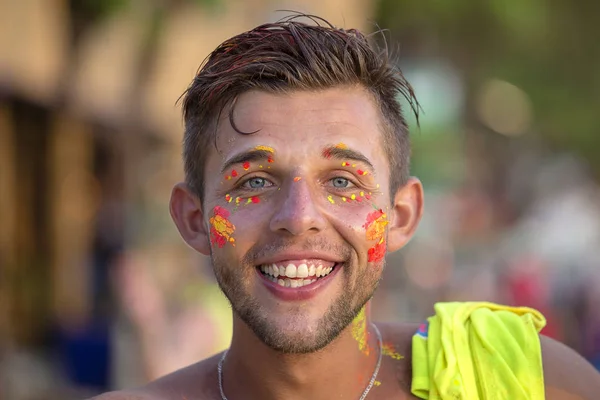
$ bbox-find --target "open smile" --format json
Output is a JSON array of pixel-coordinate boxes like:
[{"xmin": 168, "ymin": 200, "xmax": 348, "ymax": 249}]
[{"xmin": 255, "ymin": 259, "xmax": 342, "ymax": 301}]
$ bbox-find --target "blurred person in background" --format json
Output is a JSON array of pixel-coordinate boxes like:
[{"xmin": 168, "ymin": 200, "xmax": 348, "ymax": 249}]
[{"xmin": 93, "ymin": 14, "xmax": 600, "ymax": 400}]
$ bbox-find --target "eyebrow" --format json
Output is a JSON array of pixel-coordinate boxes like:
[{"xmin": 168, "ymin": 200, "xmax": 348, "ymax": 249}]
[
  {"xmin": 220, "ymin": 149, "xmax": 273, "ymax": 174},
  {"xmin": 321, "ymin": 146, "xmax": 375, "ymax": 170}
]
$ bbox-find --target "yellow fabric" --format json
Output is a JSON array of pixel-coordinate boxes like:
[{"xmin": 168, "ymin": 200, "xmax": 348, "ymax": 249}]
[{"xmin": 411, "ymin": 302, "xmax": 547, "ymax": 399}]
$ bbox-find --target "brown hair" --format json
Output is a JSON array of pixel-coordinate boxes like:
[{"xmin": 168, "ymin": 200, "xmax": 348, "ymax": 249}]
[{"xmin": 181, "ymin": 14, "xmax": 418, "ymax": 201}]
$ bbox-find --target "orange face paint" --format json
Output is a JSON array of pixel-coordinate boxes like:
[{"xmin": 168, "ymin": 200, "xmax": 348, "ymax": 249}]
[
  {"xmin": 293, "ymin": 176, "xmax": 302, "ymax": 182},
  {"xmin": 363, "ymin": 209, "xmax": 388, "ymax": 263},
  {"xmin": 209, "ymin": 206, "xmax": 235, "ymax": 248},
  {"xmin": 363, "ymin": 209, "xmax": 388, "ymax": 241},
  {"xmin": 382, "ymin": 343, "xmax": 404, "ymax": 360},
  {"xmin": 335, "ymin": 142, "xmax": 348, "ymax": 149}
]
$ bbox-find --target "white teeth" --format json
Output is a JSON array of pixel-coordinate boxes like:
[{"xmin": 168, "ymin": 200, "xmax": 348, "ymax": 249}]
[
  {"xmin": 297, "ymin": 264, "xmax": 308, "ymax": 278},
  {"xmin": 316, "ymin": 265, "xmax": 323, "ymax": 277},
  {"xmin": 285, "ymin": 264, "xmax": 297, "ymax": 278},
  {"xmin": 261, "ymin": 263, "xmax": 336, "ymax": 283}
]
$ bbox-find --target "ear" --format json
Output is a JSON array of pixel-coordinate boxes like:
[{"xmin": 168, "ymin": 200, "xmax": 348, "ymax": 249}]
[
  {"xmin": 169, "ymin": 182, "xmax": 211, "ymax": 255},
  {"xmin": 387, "ymin": 177, "xmax": 424, "ymax": 253}
]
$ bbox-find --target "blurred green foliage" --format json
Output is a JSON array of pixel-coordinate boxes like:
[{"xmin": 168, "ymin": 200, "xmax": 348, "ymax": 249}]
[{"xmin": 376, "ymin": 0, "xmax": 600, "ymax": 178}]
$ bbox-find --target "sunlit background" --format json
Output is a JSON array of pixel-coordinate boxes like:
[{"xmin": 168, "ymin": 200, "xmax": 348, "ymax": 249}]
[{"xmin": 1, "ymin": 1, "xmax": 600, "ymax": 398}]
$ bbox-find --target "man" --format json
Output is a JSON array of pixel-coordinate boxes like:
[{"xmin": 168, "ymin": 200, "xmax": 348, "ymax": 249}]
[{"xmin": 95, "ymin": 14, "xmax": 600, "ymax": 400}]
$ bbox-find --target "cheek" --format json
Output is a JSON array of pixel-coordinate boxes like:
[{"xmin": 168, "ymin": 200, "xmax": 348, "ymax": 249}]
[{"xmin": 363, "ymin": 208, "xmax": 388, "ymax": 264}]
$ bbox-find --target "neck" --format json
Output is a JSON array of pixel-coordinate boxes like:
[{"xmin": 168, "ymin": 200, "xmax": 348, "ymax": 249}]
[{"xmin": 222, "ymin": 303, "xmax": 380, "ymax": 400}]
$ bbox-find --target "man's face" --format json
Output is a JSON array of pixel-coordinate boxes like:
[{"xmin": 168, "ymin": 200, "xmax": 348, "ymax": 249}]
[{"xmin": 200, "ymin": 87, "xmax": 397, "ymax": 353}]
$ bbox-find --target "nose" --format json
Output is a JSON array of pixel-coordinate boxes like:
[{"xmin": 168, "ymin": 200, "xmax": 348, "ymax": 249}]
[{"xmin": 269, "ymin": 179, "xmax": 327, "ymax": 236}]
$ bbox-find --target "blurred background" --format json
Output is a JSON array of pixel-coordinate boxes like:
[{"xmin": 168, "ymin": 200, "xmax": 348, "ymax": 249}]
[{"xmin": 1, "ymin": 0, "xmax": 600, "ymax": 398}]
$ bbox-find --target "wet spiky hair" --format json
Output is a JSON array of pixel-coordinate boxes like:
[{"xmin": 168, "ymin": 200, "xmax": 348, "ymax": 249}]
[{"xmin": 181, "ymin": 13, "xmax": 418, "ymax": 200}]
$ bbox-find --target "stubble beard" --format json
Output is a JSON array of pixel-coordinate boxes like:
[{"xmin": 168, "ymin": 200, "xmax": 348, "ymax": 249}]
[{"xmin": 212, "ymin": 253, "xmax": 383, "ymax": 354}]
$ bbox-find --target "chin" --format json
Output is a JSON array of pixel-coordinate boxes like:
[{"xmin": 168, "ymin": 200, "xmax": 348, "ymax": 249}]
[{"xmin": 235, "ymin": 294, "xmax": 365, "ymax": 354}]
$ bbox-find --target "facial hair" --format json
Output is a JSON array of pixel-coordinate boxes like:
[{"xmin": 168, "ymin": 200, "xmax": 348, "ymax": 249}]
[{"xmin": 211, "ymin": 237, "xmax": 383, "ymax": 354}]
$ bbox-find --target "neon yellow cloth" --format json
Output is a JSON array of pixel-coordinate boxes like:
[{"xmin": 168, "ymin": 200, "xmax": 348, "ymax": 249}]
[{"xmin": 411, "ymin": 302, "xmax": 547, "ymax": 399}]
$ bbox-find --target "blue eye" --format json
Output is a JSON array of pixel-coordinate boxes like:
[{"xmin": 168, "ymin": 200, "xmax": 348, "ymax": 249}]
[
  {"xmin": 331, "ymin": 177, "xmax": 353, "ymax": 188},
  {"xmin": 243, "ymin": 177, "xmax": 272, "ymax": 189}
]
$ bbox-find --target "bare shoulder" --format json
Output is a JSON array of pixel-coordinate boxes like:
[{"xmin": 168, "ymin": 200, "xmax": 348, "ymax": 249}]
[
  {"xmin": 541, "ymin": 335, "xmax": 600, "ymax": 400},
  {"xmin": 90, "ymin": 353, "xmax": 223, "ymax": 400},
  {"xmin": 375, "ymin": 321, "xmax": 420, "ymax": 396}
]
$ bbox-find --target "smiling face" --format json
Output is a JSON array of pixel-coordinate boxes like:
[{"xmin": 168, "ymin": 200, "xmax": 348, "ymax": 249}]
[{"xmin": 171, "ymin": 86, "xmax": 423, "ymax": 353}]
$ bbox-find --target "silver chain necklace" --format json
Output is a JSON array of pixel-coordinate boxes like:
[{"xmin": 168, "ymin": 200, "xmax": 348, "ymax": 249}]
[{"xmin": 217, "ymin": 324, "xmax": 383, "ymax": 400}]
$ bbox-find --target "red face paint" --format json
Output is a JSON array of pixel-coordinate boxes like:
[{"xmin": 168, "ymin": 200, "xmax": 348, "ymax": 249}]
[
  {"xmin": 231, "ymin": 169, "xmax": 238, "ymax": 177},
  {"xmin": 367, "ymin": 239, "xmax": 386, "ymax": 262},
  {"xmin": 242, "ymin": 161, "xmax": 250, "ymax": 170}
]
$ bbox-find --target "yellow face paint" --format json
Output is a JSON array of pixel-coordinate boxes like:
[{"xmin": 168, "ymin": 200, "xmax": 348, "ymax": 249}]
[
  {"xmin": 351, "ymin": 307, "xmax": 370, "ymax": 356},
  {"xmin": 327, "ymin": 195, "xmax": 335, "ymax": 204},
  {"xmin": 254, "ymin": 145, "xmax": 274, "ymax": 153}
]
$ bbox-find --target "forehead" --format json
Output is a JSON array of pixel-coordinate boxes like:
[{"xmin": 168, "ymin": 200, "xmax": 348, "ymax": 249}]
[{"xmin": 210, "ymin": 87, "xmax": 387, "ymax": 166}]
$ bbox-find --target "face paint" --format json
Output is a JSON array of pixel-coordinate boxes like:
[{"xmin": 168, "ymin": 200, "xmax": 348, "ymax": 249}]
[
  {"xmin": 363, "ymin": 209, "xmax": 388, "ymax": 263},
  {"xmin": 294, "ymin": 176, "xmax": 302, "ymax": 182},
  {"xmin": 231, "ymin": 169, "xmax": 238, "ymax": 177},
  {"xmin": 254, "ymin": 145, "xmax": 274, "ymax": 153},
  {"xmin": 335, "ymin": 142, "xmax": 348, "ymax": 149},
  {"xmin": 327, "ymin": 195, "xmax": 335, "ymax": 204},
  {"xmin": 351, "ymin": 307, "xmax": 371, "ymax": 356},
  {"xmin": 382, "ymin": 343, "xmax": 404, "ymax": 360},
  {"xmin": 364, "ymin": 209, "xmax": 388, "ymax": 241},
  {"xmin": 209, "ymin": 206, "xmax": 235, "ymax": 248},
  {"xmin": 367, "ymin": 238, "xmax": 386, "ymax": 262},
  {"xmin": 243, "ymin": 161, "xmax": 250, "ymax": 170},
  {"xmin": 225, "ymin": 194, "xmax": 232, "ymax": 203}
]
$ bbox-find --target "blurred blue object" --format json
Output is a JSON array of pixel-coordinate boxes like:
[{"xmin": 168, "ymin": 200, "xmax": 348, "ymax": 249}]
[{"xmin": 57, "ymin": 320, "xmax": 111, "ymax": 391}]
